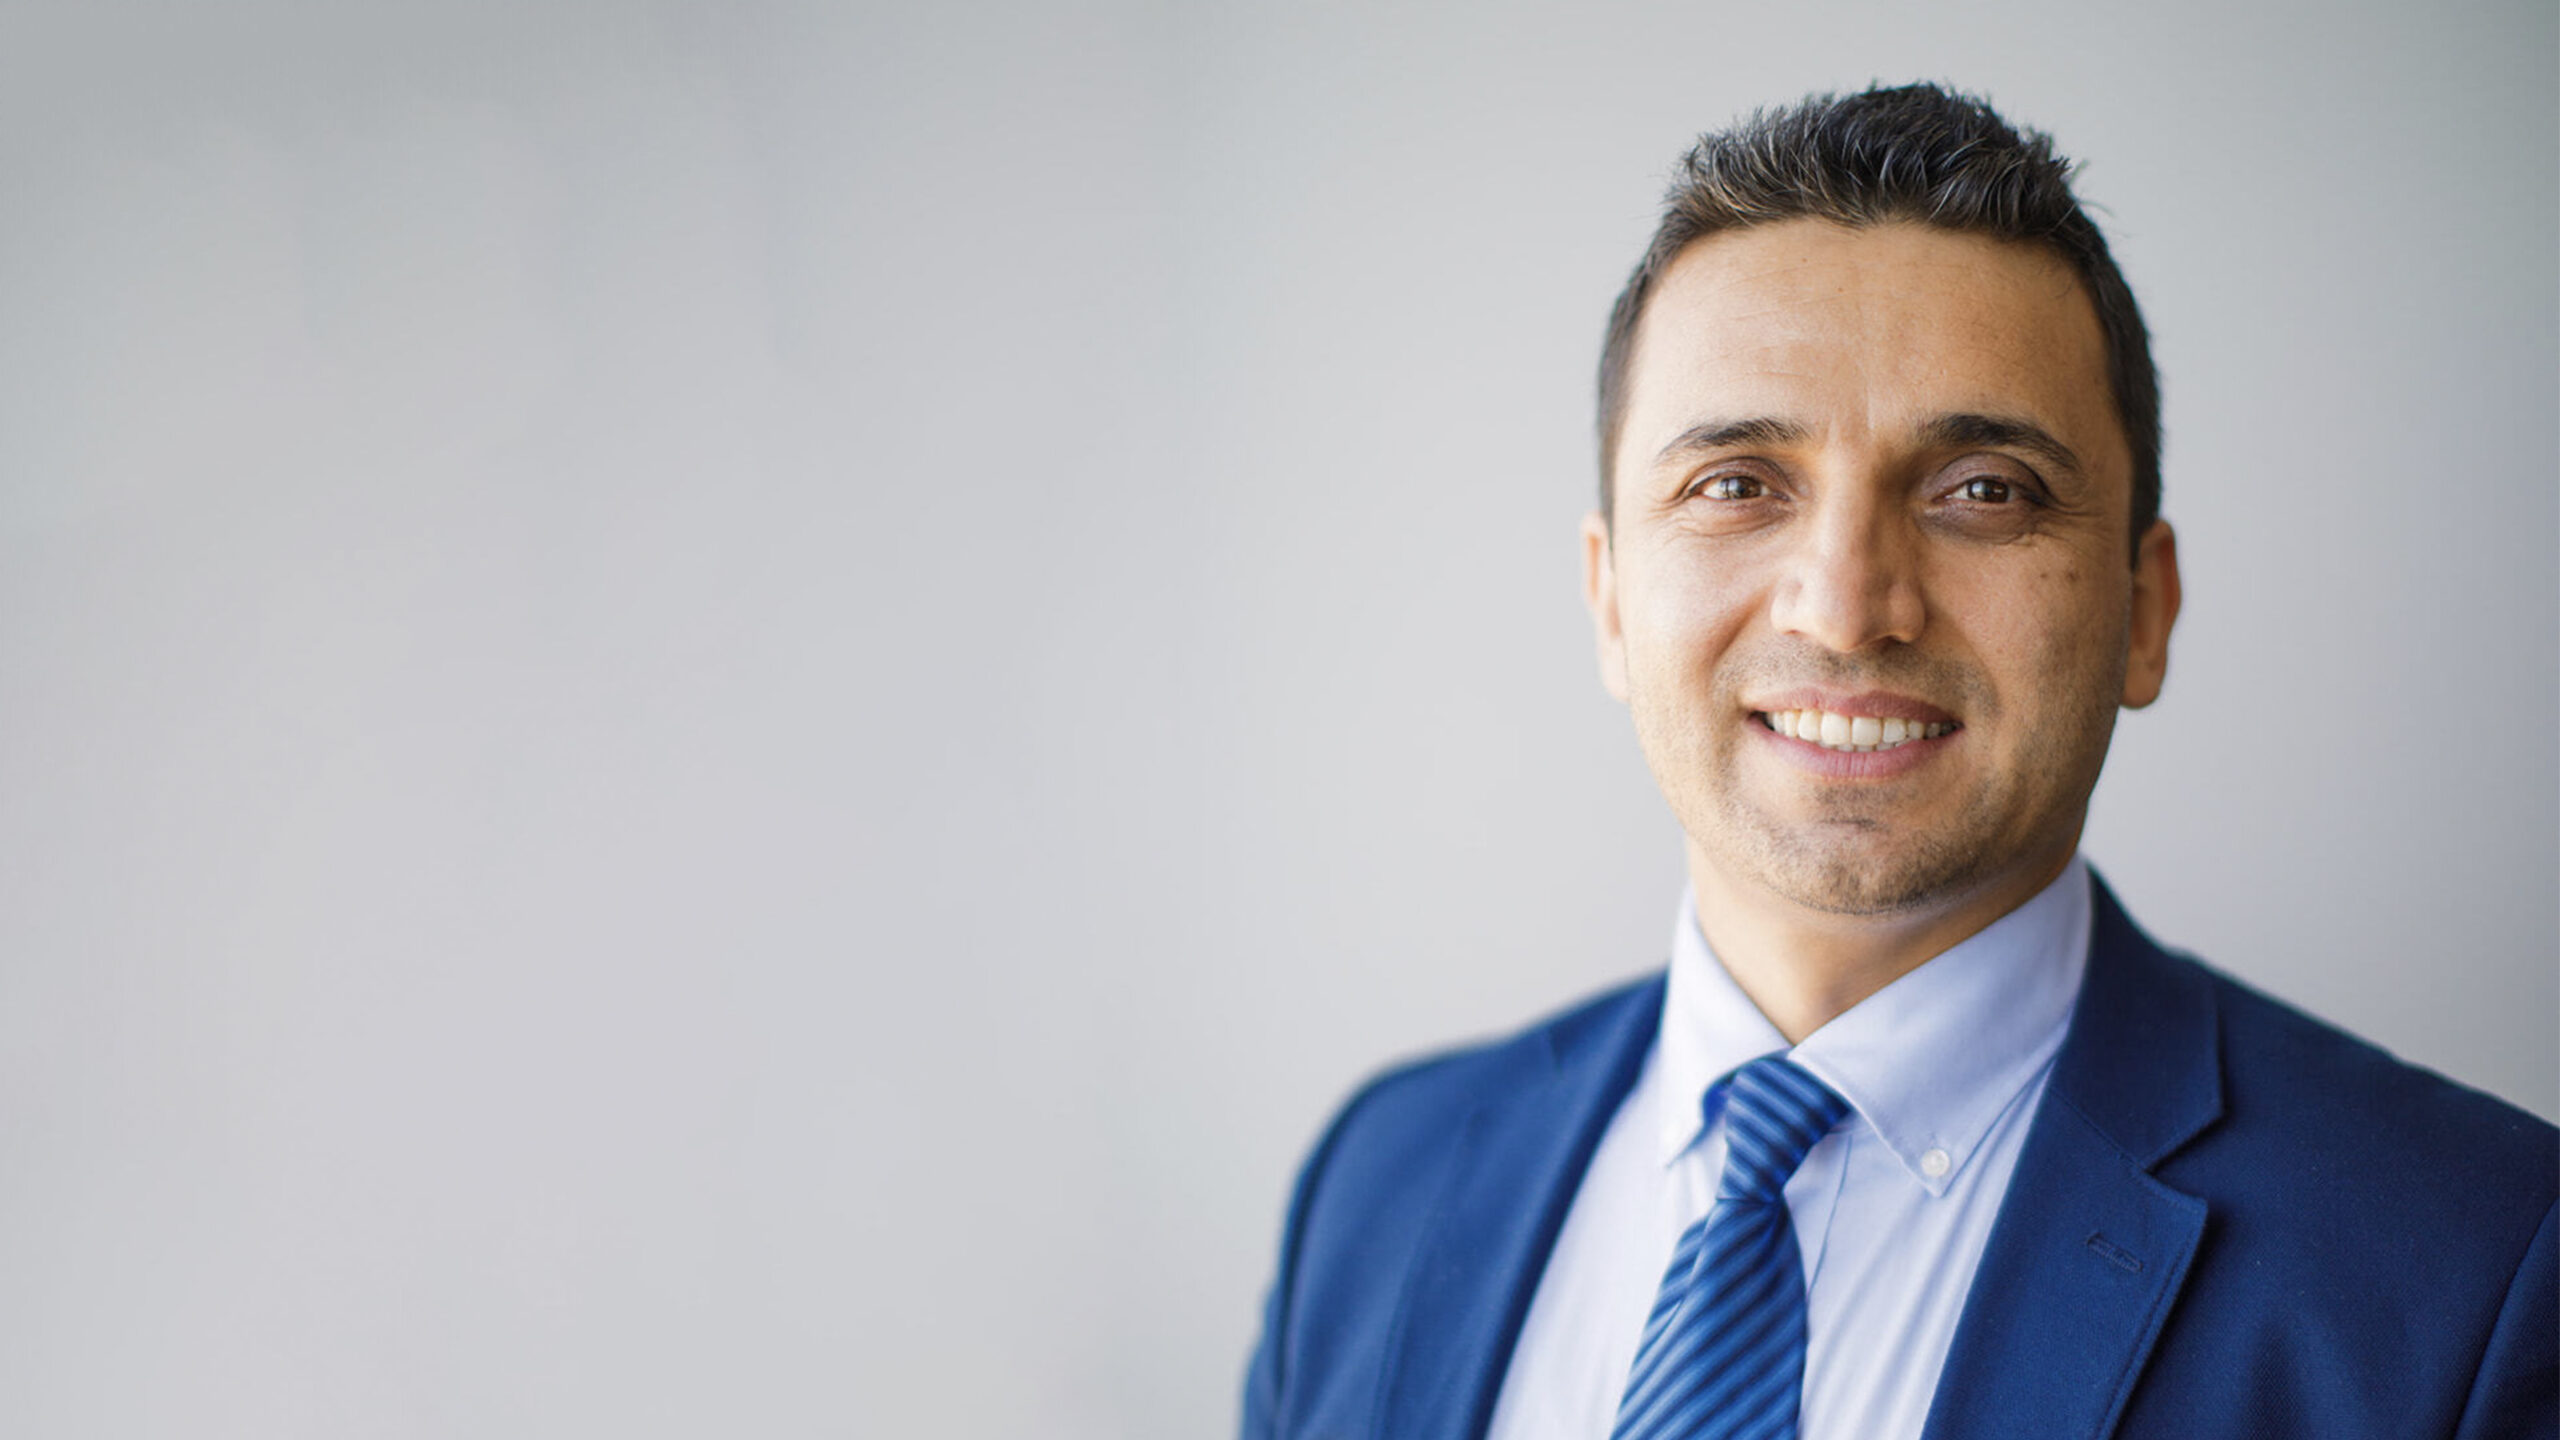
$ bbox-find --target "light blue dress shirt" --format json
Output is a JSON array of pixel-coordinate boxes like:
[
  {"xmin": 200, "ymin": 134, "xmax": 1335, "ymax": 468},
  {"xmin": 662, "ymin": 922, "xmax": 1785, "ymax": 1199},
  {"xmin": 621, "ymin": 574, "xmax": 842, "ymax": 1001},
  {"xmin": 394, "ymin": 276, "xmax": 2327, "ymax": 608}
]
[{"xmin": 1485, "ymin": 858, "xmax": 2092, "ymax": 1440}]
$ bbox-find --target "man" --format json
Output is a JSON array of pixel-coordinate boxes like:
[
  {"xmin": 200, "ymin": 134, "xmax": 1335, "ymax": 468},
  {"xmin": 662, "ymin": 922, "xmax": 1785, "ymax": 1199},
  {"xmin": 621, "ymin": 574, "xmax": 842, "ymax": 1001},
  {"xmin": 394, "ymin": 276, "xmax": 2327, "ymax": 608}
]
[{"xmin": 1241, "ymin": 85, "xmax": 2555, "ymax": 1440}]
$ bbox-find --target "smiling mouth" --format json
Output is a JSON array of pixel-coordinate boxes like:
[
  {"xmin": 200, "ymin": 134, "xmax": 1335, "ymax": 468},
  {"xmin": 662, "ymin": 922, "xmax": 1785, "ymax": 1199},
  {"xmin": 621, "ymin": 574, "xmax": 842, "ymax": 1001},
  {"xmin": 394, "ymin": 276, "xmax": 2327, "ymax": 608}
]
[{"xmin": 1759, "ymin": 708, "xmax": 1959, "ymax": 753}]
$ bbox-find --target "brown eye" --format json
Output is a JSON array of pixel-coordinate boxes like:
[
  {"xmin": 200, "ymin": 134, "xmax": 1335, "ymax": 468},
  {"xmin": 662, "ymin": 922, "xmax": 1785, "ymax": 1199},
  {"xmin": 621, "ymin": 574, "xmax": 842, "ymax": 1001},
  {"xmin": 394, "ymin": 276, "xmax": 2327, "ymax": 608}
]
[
  {"xmin": 1958, "ymin": 477, "xmax": 2013, "ymax": 503},
  {"xmin": 1699, "ymin": 473, "xmax": 1765, "ymax": 501}
]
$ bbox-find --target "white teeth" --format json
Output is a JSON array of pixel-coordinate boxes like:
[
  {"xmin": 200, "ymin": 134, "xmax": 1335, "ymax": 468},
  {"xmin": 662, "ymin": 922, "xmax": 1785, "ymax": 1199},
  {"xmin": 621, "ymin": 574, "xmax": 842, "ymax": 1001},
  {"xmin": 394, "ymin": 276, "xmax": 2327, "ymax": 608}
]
[{"xmin": 1763, "ymin": 708, "xmax": 1953, "ymax": 753}]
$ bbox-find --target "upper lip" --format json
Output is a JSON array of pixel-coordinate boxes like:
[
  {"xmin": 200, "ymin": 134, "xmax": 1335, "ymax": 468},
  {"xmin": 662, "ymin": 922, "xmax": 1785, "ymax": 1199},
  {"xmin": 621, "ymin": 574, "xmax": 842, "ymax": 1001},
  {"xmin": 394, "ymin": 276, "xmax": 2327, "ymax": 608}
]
[{"xmin": 1747, "ymin": 689, "xmax": 1960, "ymax": 726}]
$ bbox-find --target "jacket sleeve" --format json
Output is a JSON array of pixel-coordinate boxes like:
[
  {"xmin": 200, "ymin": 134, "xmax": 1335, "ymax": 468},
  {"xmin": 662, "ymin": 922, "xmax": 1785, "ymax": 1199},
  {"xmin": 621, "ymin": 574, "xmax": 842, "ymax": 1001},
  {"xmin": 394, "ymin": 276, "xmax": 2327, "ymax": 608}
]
[
  {"xmin": 1240, "ymin": 1087, "xmax": 1368, "ymax": 1440},
  {"xmin": 2453, "ymin": 1197, "xmax": 2557, "ymax": 1440}
]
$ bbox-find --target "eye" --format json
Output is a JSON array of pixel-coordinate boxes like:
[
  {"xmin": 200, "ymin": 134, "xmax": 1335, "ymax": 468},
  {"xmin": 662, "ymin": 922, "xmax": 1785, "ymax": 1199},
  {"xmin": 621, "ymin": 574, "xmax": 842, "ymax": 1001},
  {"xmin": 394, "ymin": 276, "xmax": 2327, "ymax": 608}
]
[
  {"xmin": 1957, "ymin": 476, "xmax": 2014, "ymax": 504},
  {"xmin": 1694, "ymin": 473, "xmax": 1766, "ymax": 501}
]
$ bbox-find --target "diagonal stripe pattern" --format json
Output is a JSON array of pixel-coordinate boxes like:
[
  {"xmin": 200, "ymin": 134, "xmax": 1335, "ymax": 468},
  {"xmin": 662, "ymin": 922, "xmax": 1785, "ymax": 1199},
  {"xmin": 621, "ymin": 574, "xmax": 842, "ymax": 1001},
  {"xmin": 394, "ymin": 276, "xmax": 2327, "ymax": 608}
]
[{"xmin": 1610, "ymin": 1055, "xmax": 1850, "ymax": 1440}]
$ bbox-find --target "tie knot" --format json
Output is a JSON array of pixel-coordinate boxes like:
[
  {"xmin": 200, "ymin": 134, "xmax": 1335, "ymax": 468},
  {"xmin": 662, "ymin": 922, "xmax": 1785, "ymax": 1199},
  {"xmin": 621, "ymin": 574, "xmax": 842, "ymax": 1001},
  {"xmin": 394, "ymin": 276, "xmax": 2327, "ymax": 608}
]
[{"xmin": 1716, "ymin": 1056, "xmax": 1850, "ymax": 1202}]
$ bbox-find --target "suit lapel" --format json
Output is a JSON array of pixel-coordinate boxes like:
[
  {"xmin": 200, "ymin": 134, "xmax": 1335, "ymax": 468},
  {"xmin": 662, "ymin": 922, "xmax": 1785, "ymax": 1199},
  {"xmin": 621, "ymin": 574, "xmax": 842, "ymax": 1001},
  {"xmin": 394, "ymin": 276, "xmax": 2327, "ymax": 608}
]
[
  {"xmin": 1920, "ymin": 877, "xmax": 2222, "ymax": 1440},
  {"xmin": 1376, "ymin": 979, "xmax": 1663, "ymax": 1440}
]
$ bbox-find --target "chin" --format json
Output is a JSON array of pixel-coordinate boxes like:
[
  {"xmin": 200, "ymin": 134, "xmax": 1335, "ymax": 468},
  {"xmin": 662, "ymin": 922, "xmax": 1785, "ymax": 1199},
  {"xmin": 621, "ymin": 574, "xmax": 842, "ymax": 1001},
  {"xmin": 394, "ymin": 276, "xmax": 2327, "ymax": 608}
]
[
  {"xmin": 1771, "ymin": 858, "xmax": 1977, "ymax": 916},
  {"xmin": 1729, "ymin": 813, "xmax": 1998, "ymax": 918}
]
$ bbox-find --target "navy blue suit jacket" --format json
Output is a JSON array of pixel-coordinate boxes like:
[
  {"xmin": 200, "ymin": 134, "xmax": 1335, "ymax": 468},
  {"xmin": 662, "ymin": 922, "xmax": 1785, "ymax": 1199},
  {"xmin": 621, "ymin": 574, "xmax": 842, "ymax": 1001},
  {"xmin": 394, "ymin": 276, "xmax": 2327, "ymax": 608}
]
[{"xmin": 1243, "ymin": 881, "xmax": 2558, "ymax": 1439}]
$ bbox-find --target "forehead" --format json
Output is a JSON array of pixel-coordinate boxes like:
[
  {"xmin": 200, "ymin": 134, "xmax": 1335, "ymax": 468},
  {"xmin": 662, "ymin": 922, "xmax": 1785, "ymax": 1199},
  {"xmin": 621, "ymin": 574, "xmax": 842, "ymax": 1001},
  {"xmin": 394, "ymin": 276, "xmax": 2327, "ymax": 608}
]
[{"xmin": 1615, "ymin": 220, "xmax": 2126, "ymax": 482}]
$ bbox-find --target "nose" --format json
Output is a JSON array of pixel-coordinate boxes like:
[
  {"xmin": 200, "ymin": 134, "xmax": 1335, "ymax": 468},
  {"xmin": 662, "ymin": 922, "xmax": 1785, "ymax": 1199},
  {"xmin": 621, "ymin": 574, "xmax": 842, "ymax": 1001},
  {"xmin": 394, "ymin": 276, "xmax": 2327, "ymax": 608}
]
[{"xmin": 1766, "ymin": 490, "xmax": 1926, "ymax": 652}]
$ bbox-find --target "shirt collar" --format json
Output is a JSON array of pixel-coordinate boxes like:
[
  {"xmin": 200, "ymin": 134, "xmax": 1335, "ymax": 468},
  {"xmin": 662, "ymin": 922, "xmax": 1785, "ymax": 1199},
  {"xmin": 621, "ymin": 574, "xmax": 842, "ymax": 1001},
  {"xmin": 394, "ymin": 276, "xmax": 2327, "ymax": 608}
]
[{"xmin": 1654, "ymin": 857, "xmax": 2092, "ymax": 1196}]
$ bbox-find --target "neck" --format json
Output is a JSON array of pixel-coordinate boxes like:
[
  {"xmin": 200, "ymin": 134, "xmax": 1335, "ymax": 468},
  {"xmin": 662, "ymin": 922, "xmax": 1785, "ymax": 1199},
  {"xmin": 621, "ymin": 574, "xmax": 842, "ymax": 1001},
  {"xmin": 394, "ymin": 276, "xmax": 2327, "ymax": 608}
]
[{"xmin": 1689, "ymin": 846, "xmax": 2076, "ymax": 1044}]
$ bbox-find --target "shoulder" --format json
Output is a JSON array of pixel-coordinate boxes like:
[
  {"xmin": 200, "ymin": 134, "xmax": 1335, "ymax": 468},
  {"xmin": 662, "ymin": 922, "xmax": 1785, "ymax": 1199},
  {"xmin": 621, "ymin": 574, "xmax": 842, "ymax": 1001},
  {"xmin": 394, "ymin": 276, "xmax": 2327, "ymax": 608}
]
[
  {"xmin": 2130, "ymin": 946, "xmax": 2556, "ymax": 1434},
  {"xmin": 2166, "ymin": 950, "xmax": 2558, "ymax": 1337},
  {"xmin": 1323, "ymin": 975, "xmax": 1664, "ymax": 1149},
  {"xmin": 1286, "ymin": 974, "xmax": 1660, "ymax": 1229},
  {"xmin": 2201, "ymin": 959, "xmax": 2555, "ymax": 1191},
  {"xmin": 2063, "ymin": 881, "xmax": 2551, "ymax": 1326},
  {"xmin": 2147, "ymin": 943, "xmax": 2560, "ymax": 1230},
  {"xmin": 2021, "ymin": 895, "xmax": 2554, "ymax": 1434},
  {"xmin": 1242, "ymin": 974, "xmax": 1663, "ymax": 1434},
  {"xmin": 2072, "ymin": 880, "xmax": 2554, "ymax": 1219}
]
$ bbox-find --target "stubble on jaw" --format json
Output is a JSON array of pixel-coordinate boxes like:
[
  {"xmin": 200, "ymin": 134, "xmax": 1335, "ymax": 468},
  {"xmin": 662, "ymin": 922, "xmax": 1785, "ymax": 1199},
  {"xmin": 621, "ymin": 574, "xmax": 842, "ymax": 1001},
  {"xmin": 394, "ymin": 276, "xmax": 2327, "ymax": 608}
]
[{"xmin": 1630, "ymin": 631, "xmax": 2128, "ymax": 920}]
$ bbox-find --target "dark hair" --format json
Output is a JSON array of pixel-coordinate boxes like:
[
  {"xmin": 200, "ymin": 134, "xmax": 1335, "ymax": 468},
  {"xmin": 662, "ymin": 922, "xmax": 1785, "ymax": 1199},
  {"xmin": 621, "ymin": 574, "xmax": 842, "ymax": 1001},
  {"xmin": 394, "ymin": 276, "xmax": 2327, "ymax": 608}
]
[{"xmin": 1596, "ymin": 83, "xmax": 2160, "ymax": 556}]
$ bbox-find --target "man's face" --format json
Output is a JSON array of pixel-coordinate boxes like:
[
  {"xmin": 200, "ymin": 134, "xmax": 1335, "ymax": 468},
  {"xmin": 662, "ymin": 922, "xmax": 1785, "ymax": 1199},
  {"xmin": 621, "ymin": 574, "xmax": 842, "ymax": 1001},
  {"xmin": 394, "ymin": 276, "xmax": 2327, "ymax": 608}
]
[{"xmin": 1585, "ymin": 220, "xmax": 2179, "ymax": 921}]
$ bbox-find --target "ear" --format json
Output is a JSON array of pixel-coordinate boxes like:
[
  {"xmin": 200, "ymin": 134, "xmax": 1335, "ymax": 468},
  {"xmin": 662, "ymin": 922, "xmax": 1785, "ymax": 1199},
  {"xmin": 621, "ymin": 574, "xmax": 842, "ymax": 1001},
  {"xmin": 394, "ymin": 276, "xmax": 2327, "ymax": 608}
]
[
  {"xmin": 1582, "ymin": 510, "xmax": 1630, "ymax": 702},
  {"xmin": 2121, "ymin": 518, "xmax": 2180, "ymax": 709}
]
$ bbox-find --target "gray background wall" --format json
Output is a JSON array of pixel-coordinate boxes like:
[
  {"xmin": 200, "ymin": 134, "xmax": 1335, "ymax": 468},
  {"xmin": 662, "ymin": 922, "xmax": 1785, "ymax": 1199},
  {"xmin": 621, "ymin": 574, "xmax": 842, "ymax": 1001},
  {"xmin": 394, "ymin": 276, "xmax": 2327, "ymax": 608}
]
[{"xmin": 0, "ymin": 1, "xmax": 2550, "ymax": 1435}]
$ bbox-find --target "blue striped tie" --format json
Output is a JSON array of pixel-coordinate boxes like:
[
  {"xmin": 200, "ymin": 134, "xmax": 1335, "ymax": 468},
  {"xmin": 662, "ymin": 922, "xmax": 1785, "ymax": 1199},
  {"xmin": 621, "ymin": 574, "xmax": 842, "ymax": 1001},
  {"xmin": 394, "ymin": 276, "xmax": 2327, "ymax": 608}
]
[{"xmin": 1610, "ymin": 1055, "xmax": 1851, "ymax": 1440}]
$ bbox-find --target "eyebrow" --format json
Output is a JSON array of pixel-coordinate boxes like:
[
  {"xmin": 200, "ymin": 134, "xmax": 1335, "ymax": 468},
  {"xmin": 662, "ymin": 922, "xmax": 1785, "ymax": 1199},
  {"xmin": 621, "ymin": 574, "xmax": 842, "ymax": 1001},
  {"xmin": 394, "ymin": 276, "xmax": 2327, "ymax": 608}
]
[
  {"xmin": 1651, "ymin": 416, "xmax": 1812, "ymax": 466},
  {"xmin": 1919, "ymin": 413, "xmax": 2086, "ymax": 479},
  {"xmin": 1650, "ymin": 411, "xmax": 2087, "ymax": 478}
]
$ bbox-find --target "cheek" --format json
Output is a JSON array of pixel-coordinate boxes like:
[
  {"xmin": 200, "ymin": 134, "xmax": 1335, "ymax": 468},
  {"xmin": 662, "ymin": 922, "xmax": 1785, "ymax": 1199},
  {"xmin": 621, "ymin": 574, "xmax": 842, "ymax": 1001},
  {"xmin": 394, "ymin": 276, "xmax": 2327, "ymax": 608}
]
[
  {"xmin": 1935, "ymin": 562, "xmax": 2124, "ymax": 710},
  {"xmin": 1623, "ymin": 545, "xmax": 1763, "ymax": 657},
  {"xmin": 2011, "ymin": 573, "xmax": 2134, "ymax": 714},
  {"xmin": 1616, "ymin": 558, "xmax": 1763, "ymax": 754}
]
